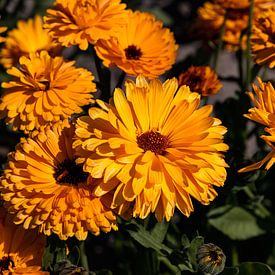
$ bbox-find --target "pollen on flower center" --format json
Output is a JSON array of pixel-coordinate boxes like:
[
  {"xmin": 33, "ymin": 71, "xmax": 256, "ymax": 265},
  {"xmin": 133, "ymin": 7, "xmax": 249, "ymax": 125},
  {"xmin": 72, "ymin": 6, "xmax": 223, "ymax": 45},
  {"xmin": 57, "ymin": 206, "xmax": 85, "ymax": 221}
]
[
  {"xmin": 137, "ymin": 131, "xmax": 169, "ymax": 155},
  {"xmin": 124, "ymin": 45, "xmax": 142, "ymax": 60},
  {"xmin": 0, "ymin": 256, "xmax": 14, "ymax": 273},
  {"xmin": 54, "ymin": 159, "xmax": 88, "ymax": 185}
]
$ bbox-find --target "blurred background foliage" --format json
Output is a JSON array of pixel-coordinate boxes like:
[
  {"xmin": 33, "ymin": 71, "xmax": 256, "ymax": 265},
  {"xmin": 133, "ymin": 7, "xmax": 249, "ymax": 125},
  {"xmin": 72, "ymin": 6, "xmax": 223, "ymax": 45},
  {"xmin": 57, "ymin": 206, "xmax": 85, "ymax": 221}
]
[{"xmin": 0, "ymin": 0, "xmax": 275, "ymax": 274}]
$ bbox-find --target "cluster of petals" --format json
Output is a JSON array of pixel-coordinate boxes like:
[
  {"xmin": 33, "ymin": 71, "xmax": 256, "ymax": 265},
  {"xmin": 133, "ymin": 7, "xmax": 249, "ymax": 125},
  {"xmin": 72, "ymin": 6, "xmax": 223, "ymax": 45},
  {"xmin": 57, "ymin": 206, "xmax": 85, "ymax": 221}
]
[
  {"xmin": 239, "ymin": 77, "xmax": 275, "ymax": 172},
  {"xmin": 178, "ymin": 66, "xmax": 222, "ymax": 96},
  {"xmin": 74, "ymin": 76, "xmax": 229, "ymax": 221},
  {"xmin": 0, "ymin": 16, "xmax": 61, "ymax": 69},
  {"xmin": 0, "ymin": 51, "xmax": 96, "ymax": 133},
  {"xmin": 0, "ymin": 207, "xmax": 48, "ymax": 274},
  {"xmin": 251, "ymin": 5, "xmax": 275, "ymax": 69},
  {"xmin": 95, "ymin": 10, "xmax": 178, "ymax": 78},
  {"xmin": 214, "ymin": 0, "xmax": 270, "ymax": 9},
  {"xmin": 0, "ymin": 26, "xmax": 7, "ymax": 43},
  {"xmin": 44, "ymin": 0, "xmax": 128, "ymax": 50},
  {"xmin": 0, "ymin": 120, "xmax": 117, "ymax": 240}
]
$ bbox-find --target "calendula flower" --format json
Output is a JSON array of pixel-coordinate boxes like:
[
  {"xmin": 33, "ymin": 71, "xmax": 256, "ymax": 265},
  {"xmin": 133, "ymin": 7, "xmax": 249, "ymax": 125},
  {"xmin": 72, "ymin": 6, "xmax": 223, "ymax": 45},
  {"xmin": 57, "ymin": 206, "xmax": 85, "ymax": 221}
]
[
  {"xmin": 197, "ymin": 1, "xmax": 270, "ymax": 51},
  {"xmin": 0, "ymin": 51, "xmax": 96, "ymax": 133},
  {"xmin": 197, "ymin": 243, "xmax": 226, "ymax": 275},
  {"xmin": 94, "ymin": 11, "xmax": 178, "ymax": 78},
  {"xmin": 178, "ymin": 66, "xmax": 222, "ymax": 96},
  {"xmin": 0, "ymin": 16, "xmax": 60, "ymax": 69},
  {"xmin": 215, "ymin": 0, "xmax": 269, "ymax": 9},
  {"xmin": 251, "ymin": 7, "xmax": 275, "ymax": 69},
  {"xmin": 74, "ymin": 76, "xmax": 228, "ymax": 221},
  {"xmin": 239, "ymin": 78, "xmax": 275, "ymax": 172},
  {"xmin": 0, "ymin": 207, "xmax": 48, "ymax": 275},
  {"xmin": 0, "ymin": 120, "xmax": 117, "ymax": 240},
  {"xmin": 0, "ymin": 26, "xmax": 7, "ymax": 43},
  {"xmin": 44, "ymin": 0, "xmax": 128, "ymax": 50}
]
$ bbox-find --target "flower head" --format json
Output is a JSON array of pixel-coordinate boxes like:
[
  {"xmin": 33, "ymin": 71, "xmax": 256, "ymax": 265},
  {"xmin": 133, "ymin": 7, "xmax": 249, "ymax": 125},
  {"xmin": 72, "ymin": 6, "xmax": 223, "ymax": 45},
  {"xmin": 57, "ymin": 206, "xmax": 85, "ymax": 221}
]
[
  {"xmin": 94, "ymin": 11, "xmax": 178, "ymax": 78},
  {"xmin": 44, "ymin": 0, "xmax": 128, "ymax": 50},
  {"xmin": 251, "ymin": 6, "xmax": 275, "ymax": 69},
  {"xmin": 0, "ymin": 120, "xmax": 117, "ymax": 240},
  {"xmin": 197, "ymin": 243, "xmax": 226, "ymax": 275},
  {"xmin": 0, "ymin": 51, "xmax": 96, "ymax": 133},
  {"xmin": 0, "ymin": 207, "xmax": 48, "ymax": 274},
  {"xmin": 215, "ymin": 0, "xmax": 269, "ymax": 9},
  {"xmin": 0, "ymin": 16, "xmax": 60, "ymax": 69},
  {"xmin": 178, "ymin": 66, "xmax": 222, "ymax": 96},
  {"xmin": 74, "ymin": 76, "xmax": 228, "ymax": 221}
]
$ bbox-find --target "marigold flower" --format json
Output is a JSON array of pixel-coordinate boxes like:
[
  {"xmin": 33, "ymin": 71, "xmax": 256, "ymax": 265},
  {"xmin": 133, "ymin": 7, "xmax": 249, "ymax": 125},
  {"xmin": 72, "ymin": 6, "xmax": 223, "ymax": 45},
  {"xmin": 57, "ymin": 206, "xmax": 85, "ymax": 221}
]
[
  {"xmin": 0, "ymin": 120, "xmax": 117, "ymax": 240},
  {"xmin": 239, "ymin": 78, "xmax": 275, "ymax": 172},
  {"xmin": 215, "ymin": 0, "xmax": 269, "ymax": 9},
  {"xmin": 44, "ymin": 0, "xmax": 128, "ymax": 50},
  {"xmin": 0, "ymin": 26, "xmax": 7, "ymax": 43},
  {"xmin": 0, "ymin": 16, "xmax": 60, "ymax": 69},
  {"xmin": 74, "ymin": 76, "xmax": 228, "ymax": 221},
  {"xmin": 197, "ymin": 243, "xmax": 226, "ymax": 275},
  {"xmin": 0, "ymin": 51, "xmax": 96, "ymax": 133},
  {"xmin": 178, "ymin": 66, "xmax": 222, "ymax": 96},
  {"xmin": 251, "ymin": 7, "xmax": 275, "ymax": 69},
  {"xmin": 0, "ymin": 207, "xmax": 48, "ymax": 274},
  {"xmin": 94, "ymin": 11, "xmax": 178, "ymax": 78}
]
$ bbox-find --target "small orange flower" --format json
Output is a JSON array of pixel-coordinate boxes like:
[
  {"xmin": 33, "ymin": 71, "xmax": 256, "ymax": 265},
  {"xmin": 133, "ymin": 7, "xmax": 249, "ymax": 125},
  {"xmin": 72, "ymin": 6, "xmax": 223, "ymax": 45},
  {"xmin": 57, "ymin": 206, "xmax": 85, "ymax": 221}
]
[
  {"xmin": 0, "ymin": 207, "xmax": 48, "ymax": 275},
  {"xmin": 178, "ymin": 66, "xmax": 222, "ymax": 96},
  {"xmin": 0, "ymin": 120, "xmax": 117, "ymax": 240},
  {"xmin": 0, "ymin": 16, "xmax": 60, "ymax": 69},
  {"xmin": 0, "ymin": 51, "xmax": 96, "ymax": 133},
  {"xmin": 251, "ymin": 6, "xmax": 275, "ymax": 69},
  {"xmin": 94, "ymin": 10, "xmax": 178, "ymax": 78},
  {"xmin": 215, "ymin": 0, "xmax": 269, "ymax": 9},
  {"xmin": 44, "ymin": 0, "xmax": 128, "ymax": 50}
]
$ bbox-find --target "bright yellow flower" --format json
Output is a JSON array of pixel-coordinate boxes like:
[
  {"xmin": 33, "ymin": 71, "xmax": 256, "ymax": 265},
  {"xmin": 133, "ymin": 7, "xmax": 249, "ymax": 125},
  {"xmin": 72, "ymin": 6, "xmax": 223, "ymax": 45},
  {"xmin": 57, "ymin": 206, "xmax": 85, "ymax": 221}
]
[
  {"xmin": 0, "ymin": 207, "xmax": 48, "ymax": 275},
  {"xmin": 0, "ymin": 16, "xmax": 60, "ymax": 69},
  {"xmin": 44, "ymin": 0, "xmax": 128, "ymax": 50},
  {"xmin": 94, "ymin": 10, "xmax": 178, "ymax": 79},
  {"xmin": 178, "ymin": 66, "xmax": 222, "ymax": 96},
  {"xmin": 0, "ymin": 51, "xmax": 96, "ymax": 133},
  {"xmin": 74, "ymin": 76, "xmax": 228, "ymax": 221},
  {"xmin": 244, "ymin": 77, "xmax": 275, "ymax": 127},
  {"xmin": 0, "ymin": 26, "xmax": 7, "ymax": 43},
  {"xmin": 251, "ymin": 6, "xmax": 275, "ymax": 69},
  {"xmin": 0, "ymin": 120, "xmax": 117, "ymax": 240}
]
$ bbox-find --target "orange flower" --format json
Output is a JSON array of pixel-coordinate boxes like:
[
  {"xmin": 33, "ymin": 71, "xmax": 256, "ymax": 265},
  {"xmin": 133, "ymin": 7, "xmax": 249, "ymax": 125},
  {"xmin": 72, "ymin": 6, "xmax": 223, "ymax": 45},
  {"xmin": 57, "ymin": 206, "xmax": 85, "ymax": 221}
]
[
  {"xmin": 44, "ymin": 0, "xmax": 128, "ymax": 50},
  {"xmin": 74, "ymin": 76, "xmax": 228, "ymax": 221},
  {"xmin": 0, "ymin": 26, "xmax": 7, "ymax": 43},
  {"xmin": 215, "ymin": 0, "xmax": 270, "ymax": 9},
  {"xmin": 0, "ymin": 16, "xmax": 60, "ymax": 69},
  {"xmin": 178, "ymin": 66, "xmax": 222, "ymax": 96},
  {"xmin": 0, "ymin": 120, "xmax": 117, "ymax": 240},
  {"xmin": 251, "ymin": 6, "xmax": 275, "ymax": 69},
  {"xmin": 0, "ymin": 51, "xmax": 96, "ymax": 133},
  {"xmin": 94, "ymin": 10, "xmax": 178, "ymax": 78},
  {"xmin": 0, "ymin": 207, "xmax": 48, "ymax": 275}
]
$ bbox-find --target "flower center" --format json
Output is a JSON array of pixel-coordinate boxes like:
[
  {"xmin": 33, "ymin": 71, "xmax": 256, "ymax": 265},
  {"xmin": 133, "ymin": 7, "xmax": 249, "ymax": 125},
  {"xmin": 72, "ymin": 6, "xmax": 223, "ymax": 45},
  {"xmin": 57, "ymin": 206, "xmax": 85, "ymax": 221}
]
[
  {"xmin": 38, "ymin": 80, "xmax": 50, "ymax": 91},
  {"xmin": 137, "ymin": 131, "xmax": 169, "ymax": 155},
  {"xmin": 208, "ymin": 250, "xmax": 220, "ymax": 262},
  {"xmin": 54, "ymin": 159, "xmax": 89, "ymax": 185},
  {"xmin": 124, "ymin": 45, "xmax": 142, "ymax": 60},
  {"xmin": 0, "ymin": 256, "xmax": 14, "ymax": 273}
]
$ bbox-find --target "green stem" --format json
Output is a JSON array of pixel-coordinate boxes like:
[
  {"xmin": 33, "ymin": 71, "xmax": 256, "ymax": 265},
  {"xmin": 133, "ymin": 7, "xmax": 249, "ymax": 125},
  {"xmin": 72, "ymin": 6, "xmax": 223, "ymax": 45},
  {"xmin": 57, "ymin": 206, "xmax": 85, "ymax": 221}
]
[
  {"xmin": 245, "ymin": 0, "xmax": 255, "ymax": 90},
  {"xmin": 231, "ymin": 244, "xmax": 239, "ymax": 266},
  {"xmin": 212, "ymin": 12, "xmax": 227, "ymax": 71},
  {"xmin": 79, "ymin": 241, "xmax": 89, "ymax": 271},
  {"xmin": 159, "ymin": 256, "xmax": 180, "ymax": 273}
]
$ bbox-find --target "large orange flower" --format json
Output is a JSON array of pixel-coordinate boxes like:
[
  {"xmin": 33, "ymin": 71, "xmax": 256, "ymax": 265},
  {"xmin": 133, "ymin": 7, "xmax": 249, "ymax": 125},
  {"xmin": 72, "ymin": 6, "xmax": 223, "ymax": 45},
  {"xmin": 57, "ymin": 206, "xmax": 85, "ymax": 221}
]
[
  {"xmin": 0, "ymin": 207, "xmax": 48, "ymax": 274},
  {"xmin": 0, "ymin": 120, "xmax": 117, "ymax": 240},
  {"xmin": 251, "ymin": 6, "xmax": 275, "ymax": 69},
  {"xmin": 94, "ymin": 10, "xmax": 178, "ymax": 78},
  {"xmin": 0, "ymin": 51, "xmax": 96, "ymax": 133},
  {"xmin": 44, "ymin": 0, "xmax": 128, "ymax": 50},
  {"xmin": 0, "ymin": 16, "xmax": 60, "ymax": 69},
  {"xmin": 74, "ymin": 76, "xmax": 228, "ymax": 221}
]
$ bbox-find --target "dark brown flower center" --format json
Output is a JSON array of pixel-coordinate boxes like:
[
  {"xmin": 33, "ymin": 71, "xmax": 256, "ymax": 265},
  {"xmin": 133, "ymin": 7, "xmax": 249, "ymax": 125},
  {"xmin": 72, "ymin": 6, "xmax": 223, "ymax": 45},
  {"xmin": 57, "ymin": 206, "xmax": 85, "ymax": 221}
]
[
  {"xmin": 37, "ymin": 80, "xmax": 50, "ymax": 91},
  {"xmin": 125, "ymin": 45, "xmax": 142, "ymax": 60},
  {"xmin": 0, "ymin": 256, "xmax": 14, "ymax": 273},
  {"xmin": 54, "ymin": 159, "xmax": 88, "ymax": 186},
  {"xmin": 209, "ymin": 250, "xmax": 220, "ymax": 262},
  {"xmin": 226, "ymin": 8, "xmax": 248, "ymax": 20},
  {"xmin": 137, "ymin": 131, "xmax": 169, "ymax": 155}
]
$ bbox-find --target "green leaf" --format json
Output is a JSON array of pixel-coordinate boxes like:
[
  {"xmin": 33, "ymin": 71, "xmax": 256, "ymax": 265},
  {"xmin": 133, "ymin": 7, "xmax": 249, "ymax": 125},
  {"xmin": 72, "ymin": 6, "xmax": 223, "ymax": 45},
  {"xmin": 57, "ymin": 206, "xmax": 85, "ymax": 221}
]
[
  {"xmin": 238, "ymin": 262, "xmax": 272, "ymax": 275},
  {"xmin": 208, "ymin": 206, "xmax": 265, "ymax": 240},
  {"xmin": 187, "ymin": 236, "xmax": 204, "ymax": 269},
  {"xmin": 151, "ymin": 220, "xmax": 169, "ymax": 243}
]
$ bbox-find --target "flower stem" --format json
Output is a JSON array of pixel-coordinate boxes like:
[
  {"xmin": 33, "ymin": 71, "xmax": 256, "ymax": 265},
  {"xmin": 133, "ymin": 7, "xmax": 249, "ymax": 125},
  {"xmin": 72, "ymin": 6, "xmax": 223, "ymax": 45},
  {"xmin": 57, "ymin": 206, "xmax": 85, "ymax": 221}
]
[
  {"xmin": 79, "ymin": 241, "xmax": 89, "ymax": 271},
  {"xmin": 245, "ymin": 0, "xmax": 255, "ymax": 90}
]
